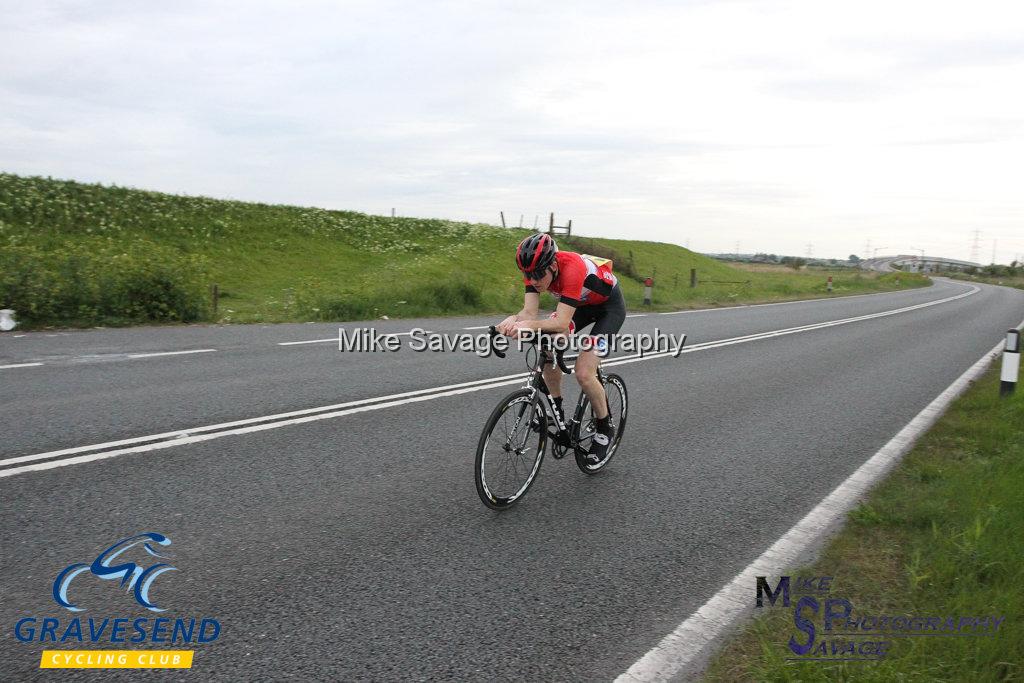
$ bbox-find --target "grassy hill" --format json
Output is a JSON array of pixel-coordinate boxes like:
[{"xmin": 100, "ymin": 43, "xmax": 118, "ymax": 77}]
[{"xmin": 0, "ymin": 173, "xmax": 926, "ymax": 328}]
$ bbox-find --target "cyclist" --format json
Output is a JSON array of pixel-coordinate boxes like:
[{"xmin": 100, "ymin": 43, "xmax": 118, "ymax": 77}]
[{"xmin": 496, "ymin": 233, "xmax": 626, "ymax": 465}]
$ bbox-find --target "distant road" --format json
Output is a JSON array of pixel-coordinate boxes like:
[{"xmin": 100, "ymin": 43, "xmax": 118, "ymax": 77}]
[
  {"xmin": 2, "ymin": 278, "xmax": 1022, "ymax": 680},
  {"xmin": 859, "ymin": 256, "xmax": 896, "ymax": 271}
]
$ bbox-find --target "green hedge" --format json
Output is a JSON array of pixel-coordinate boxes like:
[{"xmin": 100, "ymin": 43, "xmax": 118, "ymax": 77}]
[
  {"xmin": 296, "ymin": 279, "xmax": 489, "ymax": 321},
  {"xmin": 0, "ymin": 235, "xmax": 209, "ymax": 326}
]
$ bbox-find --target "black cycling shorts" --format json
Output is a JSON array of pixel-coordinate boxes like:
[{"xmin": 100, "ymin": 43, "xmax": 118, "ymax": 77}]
[{"xmin": 571, "ymin": 284, "xmax": 626, "ymax": 341}]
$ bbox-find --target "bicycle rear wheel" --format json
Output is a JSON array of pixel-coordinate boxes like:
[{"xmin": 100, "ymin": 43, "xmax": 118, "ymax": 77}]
[
  {"xmin": 571, "ymin": 373, "xmax": 628, "ymax": 473},
  {"xmin": 475, "ymin": 389, "xmax": 547, "ymax": 509}
]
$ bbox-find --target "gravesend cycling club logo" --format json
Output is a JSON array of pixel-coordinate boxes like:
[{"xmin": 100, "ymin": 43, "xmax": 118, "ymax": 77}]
[
  {"xmin": 54, "ymin": 532, "xmax": 176, "ymax": 612},
  {"xmin": 12, "ymin": 532, "xmax": 222, "ymax": 670}
]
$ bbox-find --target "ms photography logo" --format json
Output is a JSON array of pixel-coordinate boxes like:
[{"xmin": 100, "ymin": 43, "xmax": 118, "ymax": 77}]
[
  {"xmin": 756, "ymin": 575, "xmax": 1006, "ymax": 663},
  {"xmin": 12, "ymin": 532, "xmax": 222, "ymax": 670}
]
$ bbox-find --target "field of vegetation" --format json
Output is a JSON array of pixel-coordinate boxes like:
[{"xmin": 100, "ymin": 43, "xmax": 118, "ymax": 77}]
[
  {"xmin": 0, "ymin": 173, "xmax": 928, "ymax": 328},
  {"xmin": 949, "ymin": 269, "xmax": 1024, "ymax": 292},
  {"xmin": 704, "ymin": 365, "xmax": 1024, "ymax": 682}
]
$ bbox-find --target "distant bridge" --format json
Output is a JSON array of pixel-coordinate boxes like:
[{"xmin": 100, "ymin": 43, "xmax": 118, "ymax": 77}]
[{"xmin": 859, "ymin": 255, "xmax": 981, "ymax": 273}]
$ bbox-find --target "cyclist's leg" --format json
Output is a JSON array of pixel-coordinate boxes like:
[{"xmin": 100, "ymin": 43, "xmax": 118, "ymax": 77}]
[
  {"xmin": 541, "ymin": 362, "xmax": 563, "ymax": 399},
  {"xmin": 574, "ymin": 286, "xmax": 626, "ymax": 412},
  {"xmin": 575, "ymin": 287, "xmax": 626, "ymax": 462},
  {"xmin": 546, "ymin": 305, "xmax": 597, "ymax": 423},
  {"xmin": 574, "ymin": 348, "xmax": 607, "ymax": 417}
]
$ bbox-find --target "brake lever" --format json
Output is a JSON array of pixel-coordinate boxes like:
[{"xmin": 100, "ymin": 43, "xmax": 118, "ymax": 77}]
[{"xmin": 487, "ymin": 326, "xmax": 507, "ymax": 359}]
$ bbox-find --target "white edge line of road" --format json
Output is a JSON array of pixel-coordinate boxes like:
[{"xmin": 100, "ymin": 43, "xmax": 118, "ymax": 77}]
[
  {"xmin": 0, "ymin": 285, "xmax": 980, "ymax": 478},
  {"xmin": 614, "ymin": 319, "xmax": 1024, "ymax": 683},
  {"xmin": 656, "ymin": 280, "xmax": 938, "ymax": 315},
  {"xmin": 0, "ymin": 362, "xmax": 44, "ymax": 370},
  {"xmin": 609, "ymin": 286, "xmax": 977, "ymax": 366}
]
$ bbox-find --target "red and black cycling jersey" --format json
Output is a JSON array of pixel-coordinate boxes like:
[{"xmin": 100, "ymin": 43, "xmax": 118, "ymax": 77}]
[{"xmin": 524, "ymin": 251, "xmax": 618, "ymax": 307}]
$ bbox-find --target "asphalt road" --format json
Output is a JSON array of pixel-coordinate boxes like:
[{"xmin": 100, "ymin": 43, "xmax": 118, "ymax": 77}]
[{"xmin": 1, "ymin": 279, "xmax": 1022, "ymax": 681}]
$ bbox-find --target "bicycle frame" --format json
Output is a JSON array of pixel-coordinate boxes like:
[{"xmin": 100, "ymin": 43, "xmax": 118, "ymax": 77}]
[
  {"xmin": 506, "ymin": 342, "xmax": 566, "ymax": 441},
  {"xmin": 488, "ymin": 325, "xmax": 611, "ymax": 451},
  {"xmin": 518, "ymin": 337, "xmax": 610, "ymax": 453}
]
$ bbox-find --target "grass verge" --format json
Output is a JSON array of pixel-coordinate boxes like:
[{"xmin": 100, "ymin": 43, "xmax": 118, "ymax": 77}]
[
  {"xmin": 703, "ymin": 365, "xmax": 1024, "ymax": 682},
  {"xmin": 950, "ymin": 272, "xmax": 1024, "ymax": 292},
  {"xmin": 0, "ymin": 173, "xmax": 928, "ymax": 328},
  {"xmin": 573, "ymin": 237, "xmax": 929, "ymax": 312}
]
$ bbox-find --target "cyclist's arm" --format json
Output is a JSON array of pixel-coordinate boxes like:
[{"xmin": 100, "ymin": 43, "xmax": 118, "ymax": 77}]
[
  {"xmin": 497, "ymin": 292, "xmax": 541, "ymax": 335},
  {"xmin": 515, "ymin": 292, "xmax": 541, "ymax": 320},
  {"xmin": 515, "ymin": 301, "xmax": 575, "ymax": 334}
]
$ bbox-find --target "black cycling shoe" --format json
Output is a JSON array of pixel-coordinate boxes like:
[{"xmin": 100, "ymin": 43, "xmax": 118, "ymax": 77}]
[{"xmin": 585, "ymin": 426, "xmax": 615, "ymax": 466}]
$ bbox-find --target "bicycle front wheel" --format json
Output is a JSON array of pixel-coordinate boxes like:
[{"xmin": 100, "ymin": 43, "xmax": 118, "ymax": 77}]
[
  {"xmin": 572, "ymin": 373, "xmax": 628, "ymax": 473},
  {"xmin": 475, "ymin": 389, "xmax": 547, "ymax": 509}
]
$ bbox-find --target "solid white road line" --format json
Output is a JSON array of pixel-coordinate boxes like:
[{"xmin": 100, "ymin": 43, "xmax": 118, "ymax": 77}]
[
  {"xmin": 0, "ymin": 371, "xmax": 531, "ymax": 470},
  {"xmin": 615, "ymin": 320, "xmax": 1022, "ymax": 683},
  {"xmin": 657, "ymin": 281, "xmax": 942, "ymax": 315},
  {"xmin": 0, "ymin": 286, "xmax": 980, "ymax": 479},
  {"xmin": 610, "ymin": 286, "xmax": 978, "ymax": 366},
  {"xmin": 0, "ymin": 362, "xmax": 44, "ymax": 370},
  {"xmin": 626, "ymin": 314, "xmax": 647, "ymax": 318},
  {"xmin": 0, "ymin": 376, "xmax": 534, "ymax": 478},
  {"xmin": 127, "ymin": 349, "xmax": 217, "ymax": 359}
]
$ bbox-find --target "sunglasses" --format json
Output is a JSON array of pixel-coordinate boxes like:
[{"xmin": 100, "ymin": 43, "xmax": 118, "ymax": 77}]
[{"xmin": 525, "ymin": 267, "xmax": 550, "ymax": 282}]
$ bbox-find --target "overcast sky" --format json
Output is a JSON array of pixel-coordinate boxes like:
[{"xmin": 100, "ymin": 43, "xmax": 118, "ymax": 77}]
[{"xmin": 3, "ymin": 0, "xmax": 1023, "ymax": 262}]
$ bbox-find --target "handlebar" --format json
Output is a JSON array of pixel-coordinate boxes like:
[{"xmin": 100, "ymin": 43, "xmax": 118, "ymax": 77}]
[
  {"xmin": 554, "ymin": 348, "xmax": 572, "ymax": 374},
  {"xmin": 487, "ymin": 325, "xmax": 572, "ymax": 374}
]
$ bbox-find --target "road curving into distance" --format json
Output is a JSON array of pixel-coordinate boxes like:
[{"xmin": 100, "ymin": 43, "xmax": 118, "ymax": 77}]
[{"xmin": 1, "ymin": 278, "xmax": 1022, "ymax": 680}]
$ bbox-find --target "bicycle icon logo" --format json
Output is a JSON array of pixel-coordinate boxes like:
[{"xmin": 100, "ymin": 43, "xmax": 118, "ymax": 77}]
[{"xmin": 52, "ymin": 532, "xmax": 177, "ymax": 613}]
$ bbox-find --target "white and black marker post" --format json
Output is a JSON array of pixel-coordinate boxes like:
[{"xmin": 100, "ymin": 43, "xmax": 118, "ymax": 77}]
[
  {"xmin": 0, "ymin": 309, "xmax": 16, "ymax": 332},
  {"xmin": 1001, "ymin": 329, "xmax": 1020, "ymax": 397}
]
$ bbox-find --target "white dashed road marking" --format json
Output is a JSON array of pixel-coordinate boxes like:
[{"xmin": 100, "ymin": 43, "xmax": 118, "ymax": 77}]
[{"xmin": 127, "ymin": 349, "xmax": 217, "ymax": 359}]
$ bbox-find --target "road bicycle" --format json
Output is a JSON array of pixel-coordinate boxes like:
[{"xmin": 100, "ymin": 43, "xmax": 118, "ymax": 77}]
[{"xmin": 474, "ymin": 326, "xmax": 628, "ymax": 510}]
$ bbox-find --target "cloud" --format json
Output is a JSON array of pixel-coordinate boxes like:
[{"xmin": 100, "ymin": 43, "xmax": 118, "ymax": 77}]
[
  {"xmin": 1, "ymin": 0, "xmax": 1023, "ymax": 261},
  {"xmin": 769, "ymin": 78, "xmax": 892, "ymax": 102}
]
